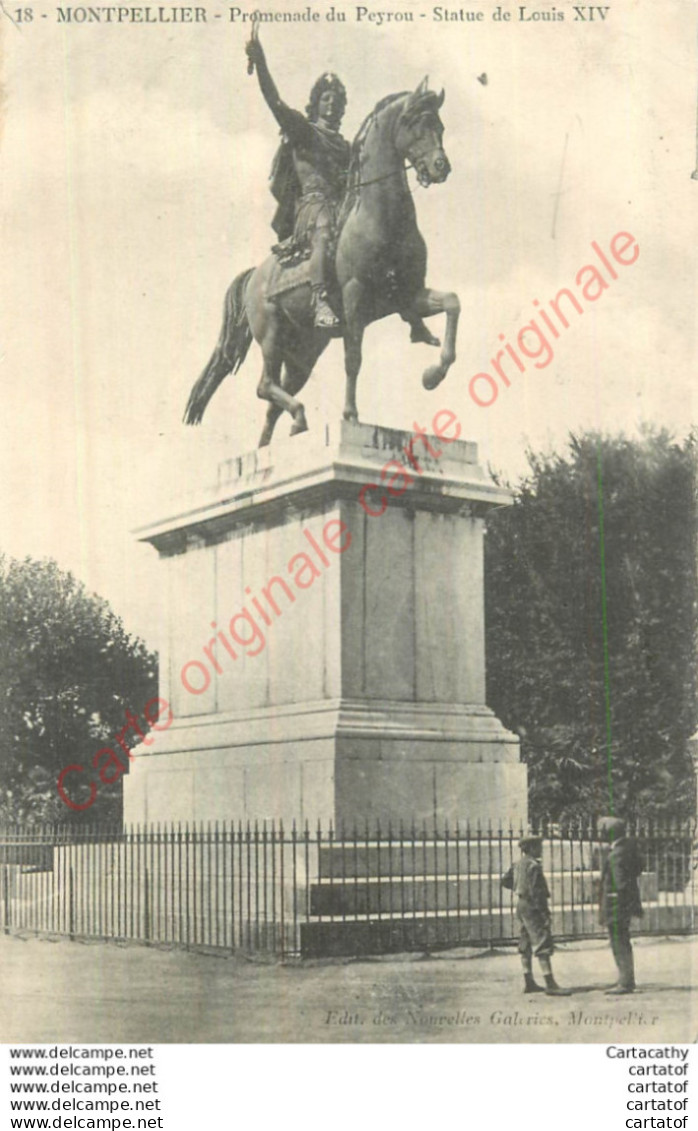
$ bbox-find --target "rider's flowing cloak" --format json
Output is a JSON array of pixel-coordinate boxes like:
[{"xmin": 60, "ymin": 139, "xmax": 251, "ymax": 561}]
[
  {"xmin": 269, "ymin": 120, "xmax": 351, "ymax": 241},
  {"xmin": 269, "ymin": 137, "xmax": 298, "ymax": 240}
]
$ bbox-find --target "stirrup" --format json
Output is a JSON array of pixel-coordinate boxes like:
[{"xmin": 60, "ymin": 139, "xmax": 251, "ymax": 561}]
[{"xmin": 313, "ymin": 289, "xmax": 340, "ymax": 329}]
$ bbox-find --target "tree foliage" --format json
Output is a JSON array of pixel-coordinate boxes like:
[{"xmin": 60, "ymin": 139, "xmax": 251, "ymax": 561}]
[
  {"xmin": 0, "ymin": 556, "xmax": 157, "ymax": 823},
  {"xmin": 485, "ymin": 429, "xmax": 697, "ymax": 822}
]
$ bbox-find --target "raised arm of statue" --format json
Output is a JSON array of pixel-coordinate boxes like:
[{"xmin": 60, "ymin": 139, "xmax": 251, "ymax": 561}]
[{"xmin": 245, "ymin": 25, "xmax": 303, "ymax": 137}]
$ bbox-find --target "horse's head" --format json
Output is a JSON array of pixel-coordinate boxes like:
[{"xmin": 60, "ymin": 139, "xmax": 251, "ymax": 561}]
[{"xmin": 395, "ymin": 77, "xmax": 450, "ymax": 186}]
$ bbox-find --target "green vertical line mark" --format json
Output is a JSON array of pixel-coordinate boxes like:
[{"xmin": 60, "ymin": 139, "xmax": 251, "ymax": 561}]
[{"xmin": 596, "ymin": 443, "xmax": 614, "ymax": 814}]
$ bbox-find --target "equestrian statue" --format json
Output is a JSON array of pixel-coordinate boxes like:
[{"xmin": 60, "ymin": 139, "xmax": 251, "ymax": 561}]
[{"xmin": 184, "ymin": 25, "xmax": 460, "ymax": 447}]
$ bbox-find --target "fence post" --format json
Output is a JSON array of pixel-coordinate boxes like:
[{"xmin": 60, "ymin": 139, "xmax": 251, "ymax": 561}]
[
  {"xmin": 291, "ymin": 821, "xmax": 298, "ymax": 956},
  {"xmin": 2, "ymin": 864, "xmax": 10, "ymax": 935},
  {"xmin": 278, "ymin": 820, "xmax": 285, "ymax": 959},
  {"xmin": 144, "ymin": 865, "xmax": 151, "ymax": 944},
  {"xmin": 69, "ymin": 864, "xmax": 75, "ymax": 942},
  {"xmin": 486, "ymin": 819, "xmax": 494, "ymax": 952}
]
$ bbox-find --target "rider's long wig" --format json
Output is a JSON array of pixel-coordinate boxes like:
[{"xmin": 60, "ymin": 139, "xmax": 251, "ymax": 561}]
[{"xmin": 306, "ymin": 73, "xmax": 347, "ymax": 122}]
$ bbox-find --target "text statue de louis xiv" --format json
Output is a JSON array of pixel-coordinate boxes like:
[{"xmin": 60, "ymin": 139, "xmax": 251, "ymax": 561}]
[{"xmin": 183, "ymin": 24, "xmax": 460, "ymax": 447}]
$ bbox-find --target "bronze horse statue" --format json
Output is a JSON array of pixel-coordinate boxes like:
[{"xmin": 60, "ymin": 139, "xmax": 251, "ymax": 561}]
[{"xmin": 184, "ymin": 79, "xmax": 460, "ymax": 447}]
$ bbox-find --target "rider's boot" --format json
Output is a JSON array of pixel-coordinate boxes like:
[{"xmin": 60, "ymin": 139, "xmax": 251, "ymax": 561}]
[{"xmin": 312, "ymin": 285, "xmax": 341, "ymax": 329}]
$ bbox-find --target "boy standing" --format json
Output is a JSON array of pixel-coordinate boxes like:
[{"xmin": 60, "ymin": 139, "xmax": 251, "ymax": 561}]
[{"xmin": 502, "ymin": 834, "xmax": 571, "ymax": 996}]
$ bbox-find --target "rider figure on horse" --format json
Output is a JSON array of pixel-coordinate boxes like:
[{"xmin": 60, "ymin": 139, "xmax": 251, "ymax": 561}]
[{"xmin": 245, "ymin": 25, "xmax": 350, "ymax": 330}]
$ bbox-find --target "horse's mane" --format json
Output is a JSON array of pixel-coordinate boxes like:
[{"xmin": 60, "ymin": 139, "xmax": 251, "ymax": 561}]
[{"xmin": 339, "ymin": 91, "xmax": 410, "ymax": 225}]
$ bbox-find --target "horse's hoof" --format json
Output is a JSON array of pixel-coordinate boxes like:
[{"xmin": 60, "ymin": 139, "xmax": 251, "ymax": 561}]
[
  {"xmin": 343, "ymin": 409, "xmax": 359, "ymax": 424},
  {"xmin": 290, "ymin": 410, "xmax": 308, "ymax": 436},
  {"xmin": 422, "ymin": 365, "xmax": 446, "ymax": 391}
]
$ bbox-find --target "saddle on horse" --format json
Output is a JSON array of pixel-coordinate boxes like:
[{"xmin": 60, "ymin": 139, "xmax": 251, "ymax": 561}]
[
  {"xmin": 266, "ymin": 234, "xmax": 343, "ymax": 333},
  {"xmin": 271, "ymin": 234, "xmax": 311, "ymax": 270}
]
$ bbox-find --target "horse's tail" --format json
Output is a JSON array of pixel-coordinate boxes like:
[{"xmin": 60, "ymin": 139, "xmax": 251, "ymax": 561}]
[{"xmin": 183, "ymin": 267, "xmax": 255, "ymax": 425}]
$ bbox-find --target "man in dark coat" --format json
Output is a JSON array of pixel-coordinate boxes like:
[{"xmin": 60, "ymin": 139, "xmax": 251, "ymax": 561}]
[
  {"xmin": 245, "ymin": 25, "xmax": 351, "ymax": 329},
  {"xmin": 502, "ymin": 834, "xmax": 571, "ymax": 996},
  {"xmin": 598, "ymin": 816, "xmax": 643, "ymax": 995}
]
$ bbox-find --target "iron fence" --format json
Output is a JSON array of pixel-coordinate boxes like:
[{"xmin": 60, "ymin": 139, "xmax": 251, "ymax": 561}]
[{"xmin": 0, "ymin": 819, "xmax": 695, "ymax": 959}]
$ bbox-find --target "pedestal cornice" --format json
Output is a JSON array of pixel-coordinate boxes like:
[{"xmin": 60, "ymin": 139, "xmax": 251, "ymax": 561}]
[{"xmin": 135, "ymin": 420, "xmax": 513, "ymax": 555}]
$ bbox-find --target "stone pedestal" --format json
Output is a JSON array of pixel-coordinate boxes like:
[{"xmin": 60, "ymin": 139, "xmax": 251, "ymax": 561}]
[{"xmin": 125, "ymin": 420, "xmax": 526, "ymax": 828}]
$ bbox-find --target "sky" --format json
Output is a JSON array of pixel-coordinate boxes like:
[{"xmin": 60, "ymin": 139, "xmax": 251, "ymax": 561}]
[{"xmin": 0, "ymin": 0, "xmax": 696, "ymax": 647}]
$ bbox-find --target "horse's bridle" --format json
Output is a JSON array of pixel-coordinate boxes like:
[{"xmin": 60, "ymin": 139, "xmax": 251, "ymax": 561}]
[
  {"xmin": 354, "ymin": 102, "xmax": 446, "ymax": 190},
  {"xmin": 354, "ymin": 163, "xmax": 415, "ymax": 190},
  {"xmin": 408, "ymin": 136, "xmax": 446, "ymax": 187}
]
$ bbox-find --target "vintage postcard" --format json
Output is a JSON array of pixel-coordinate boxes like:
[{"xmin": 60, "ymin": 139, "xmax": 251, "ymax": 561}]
[{"xmin": 0, "ymin": 0, "xmax": 695, "ymax": 1049}]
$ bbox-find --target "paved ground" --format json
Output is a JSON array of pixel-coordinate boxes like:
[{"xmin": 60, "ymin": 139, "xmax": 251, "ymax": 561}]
[{"xmin": 0, "ymin": 932, "xmax": 694, "ymax": 1044}]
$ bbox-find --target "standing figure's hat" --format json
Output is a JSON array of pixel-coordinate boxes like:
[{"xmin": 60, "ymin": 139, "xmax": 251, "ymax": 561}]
[
  {"xmin": 598, "ymin": 816, "xmax": 627, "ymax": 841},
  {"xmin": 519, "ymin": 832, "xmax": 543, "ymax": 851}
]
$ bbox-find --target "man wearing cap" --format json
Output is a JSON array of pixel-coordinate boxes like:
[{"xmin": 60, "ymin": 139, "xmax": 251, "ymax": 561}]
[
  {"xmin": 502, "ymin": 834, "xmax": 571, "ymax": 996},
  {"xmin": 598, "ymin": 816, "xmax": 643, "ymax": 995}
]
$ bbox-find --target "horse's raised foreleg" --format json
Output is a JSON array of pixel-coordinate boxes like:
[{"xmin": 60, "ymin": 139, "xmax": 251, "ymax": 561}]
[
  {"xmin": 342, "ymin": 280, "xmax": 367, "ymax": 423},
  {"xmin": 404, "ymin": 287, "xmax": 460, "ymax": 391}
]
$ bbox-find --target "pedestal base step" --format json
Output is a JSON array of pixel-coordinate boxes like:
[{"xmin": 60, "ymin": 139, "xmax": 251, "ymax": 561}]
[
  {"xmin": 309, "ymin": 871, "xmax": 659, "ymax": 916},
  {"xmin": 300, "ymin": 900, "xmax": 692, "ymax": 959}
]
